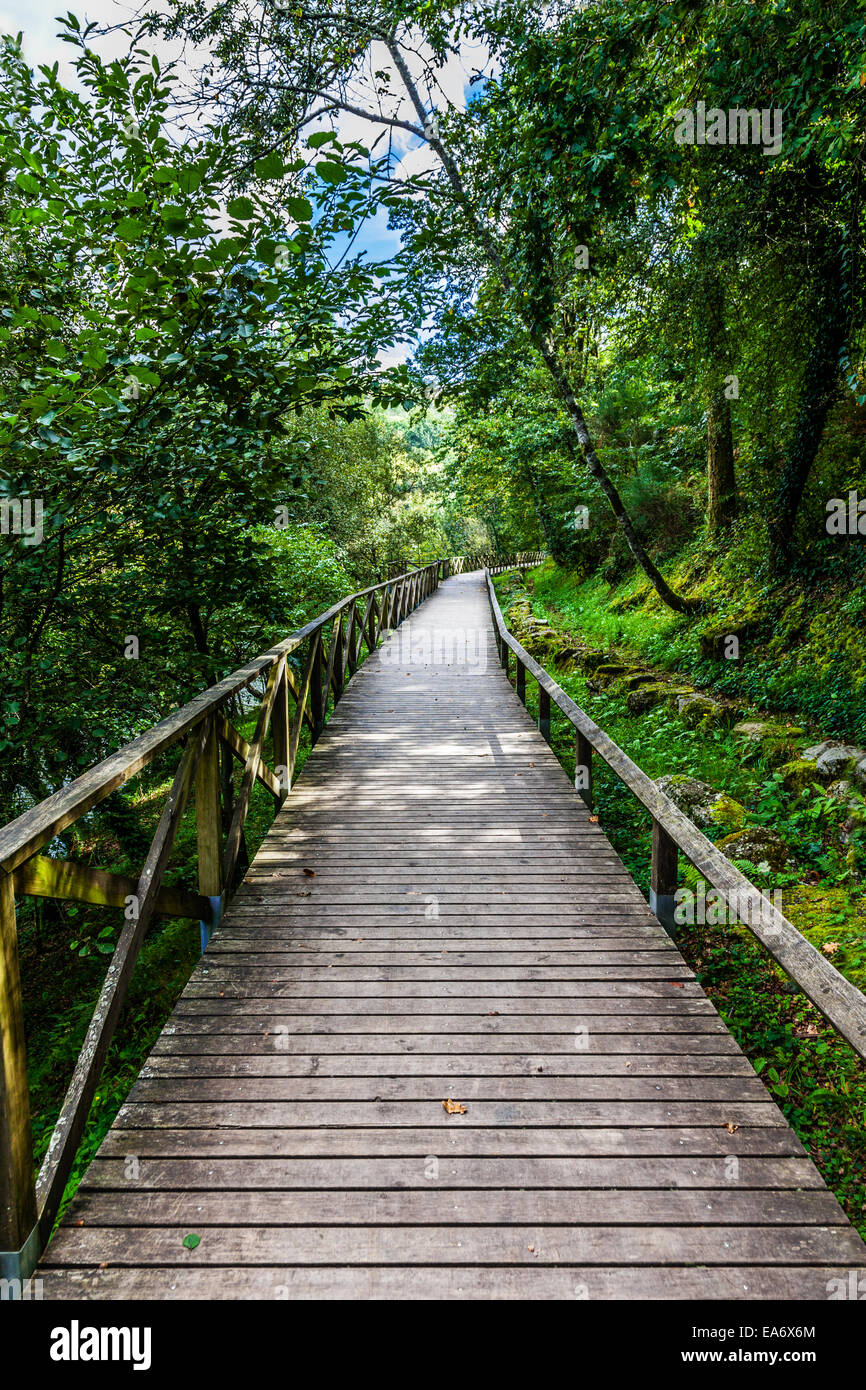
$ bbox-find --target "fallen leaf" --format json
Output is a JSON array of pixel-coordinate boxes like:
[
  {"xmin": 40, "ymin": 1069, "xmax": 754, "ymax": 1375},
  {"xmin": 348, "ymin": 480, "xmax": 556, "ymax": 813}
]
[
  {"xmin": 182, "ymin": 1233, "xmax": 201, "ymax": 1250},
  {"xmin": 823, "ymin": 942, "xmax": 840, "ymax": 955},
  {"xmin": 588, "ymin": 815, "xmax": 599, "ymax": 823},
  {"xmin": 794, "ymin": 1023, "xmax": 819, "ymax": 1039},
  {"xmin": 724, "ymin": 1122, "xmax": 739, "ymax": 1135},
  {"xmin": 443, "ymin": 1098, "xmax": 467, "ymax": 1115},
  {"xmin": 303, "ymin": 868, "xmax": 316, "ymax": 877}
]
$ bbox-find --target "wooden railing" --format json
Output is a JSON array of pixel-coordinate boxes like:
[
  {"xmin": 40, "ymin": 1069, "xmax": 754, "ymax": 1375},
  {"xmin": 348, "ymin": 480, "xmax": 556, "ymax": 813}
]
[
  {"xmin": 486, "ymin": 569, "xmax": 866, "ymax": 1065},
  {"xmin": 445, "ymin": 551, "xmax": 545, "ymax": 576},
  {"xmin": 0, "ymin": 549, "xmax": 542, "ymax": 1280}
]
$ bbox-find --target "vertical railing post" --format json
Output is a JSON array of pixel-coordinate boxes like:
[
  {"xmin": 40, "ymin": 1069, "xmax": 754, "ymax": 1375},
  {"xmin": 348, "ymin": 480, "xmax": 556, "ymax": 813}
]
[
  {"xmin": 575, "ymin": 729, "xmax": 593, "ymax": 809},
  {"xmin": 650, "ymin": 818, "xmax": 678, "ymax": 935},
  {"xmin": 0, "ymin": 869, "xmax": 39, "ymax": 1283},
  {"xmin": 347, "ymin": 604, "xmax": 359, "ymax": 676},
  {"xmin": 516, "ymin": 659, "xmax": 526, "ymax": 705},
  {"xmin": 310, "ymin": 631, "xmax": 325, "ymax": 744},
  {"xmin": 539, "ymin": 686, "xmax": 551, "ymax": 743},
  {"xmin": 195, "ymin": 715, "xmax": 224, "ymax": 952},
  {"xmin": 271, "ymin": 668, "xmax": 290, "ymax": 804}
]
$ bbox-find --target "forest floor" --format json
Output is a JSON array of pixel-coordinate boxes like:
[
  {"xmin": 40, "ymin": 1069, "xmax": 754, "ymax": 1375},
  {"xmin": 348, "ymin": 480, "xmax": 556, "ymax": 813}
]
[{"xmin": 493, "ymin": 562, "xmax": 866, "ymax": 1238}]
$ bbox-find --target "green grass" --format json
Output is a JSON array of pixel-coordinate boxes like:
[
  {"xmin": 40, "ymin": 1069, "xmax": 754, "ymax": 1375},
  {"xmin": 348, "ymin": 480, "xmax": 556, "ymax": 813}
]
[{"xmin": 527, "ymin": 543, "xmax": 866, "ymax": 741}]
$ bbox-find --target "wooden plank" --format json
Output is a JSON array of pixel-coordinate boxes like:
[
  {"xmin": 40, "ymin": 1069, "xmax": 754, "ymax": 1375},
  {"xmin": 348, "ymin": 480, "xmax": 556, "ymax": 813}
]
[
  {"xmin": 13, "ymin": 856, "xmax": 210, "ymax": 923},
  {"xmin": 216, "ymin": 715, "xmax": 282, "ymax": 799},
  {"xmin": 39, "ymin": 1224, "xmax": 866, "ymax": 1267},
  {"xmin": 79, "ymin": 1154, "xmax": 826, "ymax": 1190},
  {"xmin": 222, "ymin": 656, "xmax": 285, "ymax": 886},
  {"xmin": 154, "ymin": 1029, "xmax": 737, "ymax": 1050},
  {"xmin": 111, "ymin": 1101, "xmax": 786, "ymax": 1127},
  {"xmin": 94, "ymin": 1124, "xmax": 807, "ymax": 1159},
  {"xmin": 195, "ymin": 717, "xmax": 223, "ymax": 902},
  {"xmin": 140, "ymin": 1054, "xmax": 755, "ymax": 1078},
  {"xmin": 61, "ymin": 1187, "xmax": 845, "ymax": 1227},
  {"xmin": 35, "ymin": 1264, "xmax": 860, "ymax": 1301},
  {"xmin": 125, "ymin": 1075, "xmax": 771, "ymax": 1102}
]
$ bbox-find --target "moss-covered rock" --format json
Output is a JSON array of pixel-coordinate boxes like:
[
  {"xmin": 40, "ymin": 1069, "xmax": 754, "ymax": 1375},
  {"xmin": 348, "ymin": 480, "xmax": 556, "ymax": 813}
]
[
  {"xmin": 594, "ymin": 662, "xmax": 630, "ymax": 686},
  {"xmin": 678, "ymin": 694, "xmax": 727, "ymax": 728},
  {"xmin": 801, "ymin": 739, "xmax": 841, "ymax": 762},
  {"xmin": 718, "ymin": 826, "xmax": 791, "ymax": 871},
  {"xmin": 781, "ymin": 886, "xmax": 866, "ymax": 992},
  {"xmin": 665, "ymin": 686, "xmax": 696, "ymax": 708},
  {"xmin": 626, "ymin": 683, "xmax": 669, "ymax": 715},
  {"xmin": 551, "ymin": 643, "xmax": 585, "ymax": 672},
  {"xmin": 815, "ymin": 744, "xmax": 866, "ymax": 780},
  {"xmin": 655, "ymin": 775, "xmax": 747, "ymax": 834},
  {"xmin": 698, "ymin": 625, "xmax": 748, "ymax": 662},
  {"xmin": 781, "ymin": 759, "xmax": 822, "ymax": 796},
  {"xmin": 733, "ymin": 720, "xmax": 805, "ymax": 765},
  {"xmin": 621, "ymin": 671, "xmax": 659, "ymax": 690},
  {"xmin": 655, "ymin": 774, "xmax": 715, "ymax": 810},
  {"xmin": 703, "ymin": 794, "xmax": 748, "ymax": 835}
]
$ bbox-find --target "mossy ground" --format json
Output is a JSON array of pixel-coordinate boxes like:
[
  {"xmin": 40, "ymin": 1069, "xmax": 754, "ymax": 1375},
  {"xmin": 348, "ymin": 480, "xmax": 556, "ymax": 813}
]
[
  {"xmin": 495, "ymin": 566, "xmax": 866, "ymax": 1238},
  {"xmin": 527, "ymin": 536, "xmax": 866, "ymax": 741}
]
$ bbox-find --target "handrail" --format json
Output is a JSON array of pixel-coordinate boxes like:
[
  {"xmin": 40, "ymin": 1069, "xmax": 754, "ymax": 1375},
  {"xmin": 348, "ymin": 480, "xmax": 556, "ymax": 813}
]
[
  {"xmin": 485, "ymin": 569, "xmax": 866, "ymax": 1065},
  {"xmin": 0, "ymin": 548, "xmax": 543, "ymax": 1281}
]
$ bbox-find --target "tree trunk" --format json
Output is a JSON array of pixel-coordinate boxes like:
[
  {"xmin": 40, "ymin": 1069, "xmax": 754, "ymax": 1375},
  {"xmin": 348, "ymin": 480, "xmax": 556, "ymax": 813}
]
[
  {"xmin": 768, "ymin": 253, "xmax": 849, "ymax": 569},
  {"xmin": 706, "ymin": 387, "xmax": 737, "ymax": 533},
  {"xmin": 702, "ymin": 276, "xmax": 737, "ymax": 534}
]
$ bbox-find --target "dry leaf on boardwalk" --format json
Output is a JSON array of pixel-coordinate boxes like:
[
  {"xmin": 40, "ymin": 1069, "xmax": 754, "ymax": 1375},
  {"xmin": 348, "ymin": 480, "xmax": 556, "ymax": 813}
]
[
  {"xmin": 724, "ymin": 1122, "xmax": 739, "ymax": 1135},
  {"xmin": 442, "ymin": 1098, "xmax": 467, "ymax": 1115}
]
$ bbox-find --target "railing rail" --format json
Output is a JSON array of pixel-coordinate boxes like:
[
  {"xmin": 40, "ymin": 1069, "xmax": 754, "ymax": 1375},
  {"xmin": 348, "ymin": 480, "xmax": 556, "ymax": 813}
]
[
  {"xmin": 0, "ymin": 548, "xmax": 544, "ymax": 1280},
  {"xmin": 485, "ymin": 569, "xmax": 866, "ymax": 1066}
]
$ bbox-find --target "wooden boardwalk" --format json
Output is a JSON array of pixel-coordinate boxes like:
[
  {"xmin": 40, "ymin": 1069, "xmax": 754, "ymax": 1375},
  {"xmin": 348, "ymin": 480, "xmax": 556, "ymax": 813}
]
[{"xmin": 38, "ymin": 571, "xmax": 866, "ymax": 1298}]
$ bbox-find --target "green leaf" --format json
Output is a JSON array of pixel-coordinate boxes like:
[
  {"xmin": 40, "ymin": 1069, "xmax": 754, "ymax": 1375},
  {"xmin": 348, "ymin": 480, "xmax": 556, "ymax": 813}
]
[
  {"xmin": 315, "ymin": 160, "xmax": 348, "ymax": 186},
  {"xmin": 116, "ymin": 217, "xmax": 146, "ymax": 241},
  {"xmin": 308, "ymin": 131, "xmax": 337, "ymax": 149},
  {"xmin": 182, "ymin": 1233, "xmax": 201, "ymax": 1250},
  {"xmin": 227, "ymin": 196, "xmax": 256, "ymax": 221},
  {"xmin": 160, "ymin": 205, "xmax": 187, "ymax": 231},
  {"xmin": 286, "ymin": 196, "xmax": 313, "ymax": 223},
  {"xmin": 177, "ymin": 167, "xmax": 203, "ymax": 195},
  {"xmin": 15, "ymin": 172, "xmax": 41, "ymax": 195},
  {"xmin": 254, "ymin": 152, "xmax": 286, "ymax": 180}
]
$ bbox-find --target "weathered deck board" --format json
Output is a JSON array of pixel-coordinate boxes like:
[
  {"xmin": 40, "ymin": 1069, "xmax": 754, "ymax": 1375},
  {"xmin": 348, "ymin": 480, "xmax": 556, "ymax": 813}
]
[{"xmin": 38, "ymin": 571, "xmax": 866, "ymax": 1300}]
